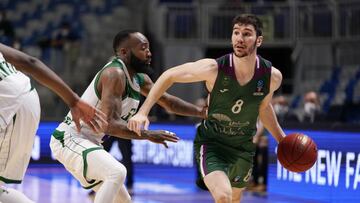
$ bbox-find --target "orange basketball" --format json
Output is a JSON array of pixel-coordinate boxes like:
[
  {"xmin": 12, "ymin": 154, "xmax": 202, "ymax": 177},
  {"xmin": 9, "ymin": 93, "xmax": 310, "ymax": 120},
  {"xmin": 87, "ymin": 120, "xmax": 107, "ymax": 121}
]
[{"xmin": 277, "ymin": 133, "xmax": 318, "ymax": 172}]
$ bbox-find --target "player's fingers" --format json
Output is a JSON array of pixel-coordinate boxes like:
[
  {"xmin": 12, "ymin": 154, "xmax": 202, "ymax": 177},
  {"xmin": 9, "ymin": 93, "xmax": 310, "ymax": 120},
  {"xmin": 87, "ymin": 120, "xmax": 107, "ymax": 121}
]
[
  {"xmin": 73, "ymin": 118, "xmax": 81, "ymax": 132},
  {"xmin": 144, "ymin": 120, "xmax": 150, "ymax": 130},
  {"xmin": 162, "ymin": 142, "xmax": 169, "ymax": 148},
  {"xmin": 134, "ymin": 122, "xmax": 140, "ymax": 134},
  {"xmin": 128, "ymin": 121, "xmax": 137, "ymax": 133},
  {"xmin": 164, "ymin": 136, "xmax": 179, "ymax": 142},
  {"xmin": 161, "ymin": 135, "xmax": 178, "ymax": 143},
  {"xmin": 164, "ymin": 137, "xmax": 178, "ymax": 142},
  {"xmin": 126, "ymin": 121, "xmax": 133, "ymax": 131},
  {"xmin": 95, "ymin": 111, "xmax": 107, "ymax": 125},
  {"xmin": 164, "ymin": 130, "xmax": 179, "ymax": 140},
  {"xmin": 166, "ymin": 130, "xmax": 178, "ymax": 137},
  {"xmin": 136, "ymin": 121, "xmax": 145, "ymax": 136},
  {"xmin": 88, "ymin": 120, "xmax": 97, "ymax": 132},
  {"xmin": 135, "ymin": 126, "xmax": 142, "ymax": 136},
  {"xmin": 88, "ymin": 120, "xmax": 100, "ymax": 133},
  {"xmin": 93, "ymin": 117, "xmax": 107, "ymax": 133},
  {"xmin": 95, "ymin": 109, "xmax": 106, "ymax": 119}
]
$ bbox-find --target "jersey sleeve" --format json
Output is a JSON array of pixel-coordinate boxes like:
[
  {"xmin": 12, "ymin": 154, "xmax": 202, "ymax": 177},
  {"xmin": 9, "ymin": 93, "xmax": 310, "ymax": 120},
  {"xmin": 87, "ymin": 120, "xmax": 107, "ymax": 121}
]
[
  {"xmin": 261, "ymin": 57, "xmax": 272, "ymax": 68},
  {"xmin": 93, "ymin": 59, "xmax": 125, "ymax": 99},
  {"xmin": 136, "ymin": 73, "xmax": 145, "ymax": 87}
]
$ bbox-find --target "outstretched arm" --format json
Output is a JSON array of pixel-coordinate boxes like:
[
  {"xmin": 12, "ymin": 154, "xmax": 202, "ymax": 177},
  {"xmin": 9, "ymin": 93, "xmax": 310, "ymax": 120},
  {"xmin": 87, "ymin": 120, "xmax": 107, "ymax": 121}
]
[
  {"xmin": 98, "ymin": 67, "xmax": 179, "ymax": 147},
  {"xmin": 140, "ymin": 74, "xmax": 206, "ymax": 118},
  {"xmin": 0, "ymin": 43, "xmax": 107, "ymax": 132},
  {"xmin": 128, "ymin": 58, "xmax": 217, "ymax": 135},
  {"xmin": 259, "ymin": 67, "xmax": 286, "ymax": 143}
]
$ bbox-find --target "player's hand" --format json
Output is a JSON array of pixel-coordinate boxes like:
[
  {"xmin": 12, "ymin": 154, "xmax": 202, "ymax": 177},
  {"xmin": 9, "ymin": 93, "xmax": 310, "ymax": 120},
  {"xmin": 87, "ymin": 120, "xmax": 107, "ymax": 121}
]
[
  {"xmin": 127, "ymin": 113, "xmax": 149, "ymax": 136},
  {"xmin": 70, "ymin": 99, "xmax": 108, "ymax": 133},
  {"xmin": 195, "ymin": 97, "xmax": 208, "ymax": 119},
  {"xmin": 200, "ymin": 105, "xmax": 208, "ymax": 119},
  {"xmin": 142, "ymin": 130, "xmax": 179, "ymax": 148}
]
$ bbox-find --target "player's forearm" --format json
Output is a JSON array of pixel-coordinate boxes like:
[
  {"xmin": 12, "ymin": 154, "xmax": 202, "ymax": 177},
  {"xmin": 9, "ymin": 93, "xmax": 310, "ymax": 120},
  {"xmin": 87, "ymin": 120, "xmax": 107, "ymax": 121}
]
[
  {"xmin": 106, "ymin": 120, "xmax": 147, "ymax": 140},
  {"xmin": 159, "ymin": 94, "xmax": 204, "ymax": 118},
  {"xmin": 259, "ymin": 104, "xmax": 285, "ymax": 143},
  {"xmin": 1, "ymin": 44, "xmax": 80, "ymax": 107},
  {"xmin": 16, "ymin": 56, "xmax": 79, "ymax": 107},
  {"xmin": 138, "ymin": 71, "xmax": 174, "ymax": 115}
]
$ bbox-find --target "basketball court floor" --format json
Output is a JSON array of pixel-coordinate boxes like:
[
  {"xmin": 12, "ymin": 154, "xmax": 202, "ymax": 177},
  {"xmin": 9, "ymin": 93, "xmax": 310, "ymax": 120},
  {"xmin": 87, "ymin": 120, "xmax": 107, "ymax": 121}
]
[{"xmin": 8, "ymin": 164, "xmax": 327, "ymax": 203}]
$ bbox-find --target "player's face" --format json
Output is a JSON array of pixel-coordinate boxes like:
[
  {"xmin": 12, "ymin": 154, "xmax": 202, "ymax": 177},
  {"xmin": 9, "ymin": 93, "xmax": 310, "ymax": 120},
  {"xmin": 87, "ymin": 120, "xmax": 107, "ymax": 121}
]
[
  {"xmin": 231, "ymin": 24, "xmax": 262, "ymax": 58},
  {"xmin": 129, "ymin": 33, "xmax": 152, "ymax": 74}
]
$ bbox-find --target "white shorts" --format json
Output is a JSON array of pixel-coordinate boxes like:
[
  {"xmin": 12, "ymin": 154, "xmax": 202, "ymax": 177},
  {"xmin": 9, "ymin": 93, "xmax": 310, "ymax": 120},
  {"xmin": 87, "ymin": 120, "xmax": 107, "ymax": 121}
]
[
  {"xmin": 50, "ymin": 128, "xmax": 126, "ymax": 189},
  {"xmin": 0, "ymin": 89, "xmax": 40, "ymax": 183}
]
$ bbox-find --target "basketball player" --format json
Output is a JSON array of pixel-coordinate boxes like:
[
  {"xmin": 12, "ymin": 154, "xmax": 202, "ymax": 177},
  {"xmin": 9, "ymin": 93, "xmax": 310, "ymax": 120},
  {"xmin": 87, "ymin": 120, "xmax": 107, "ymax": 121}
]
[
  {"xmin": 0, "ymin": 43, "xmax": 107, "ymax": 203},
  {"xmin": 128, "ymin": 14, "xmax": 286, "ymax": 203},
  {"xmin": 50, "ymin": 30, "xmax": 206, "ymax": 203}
]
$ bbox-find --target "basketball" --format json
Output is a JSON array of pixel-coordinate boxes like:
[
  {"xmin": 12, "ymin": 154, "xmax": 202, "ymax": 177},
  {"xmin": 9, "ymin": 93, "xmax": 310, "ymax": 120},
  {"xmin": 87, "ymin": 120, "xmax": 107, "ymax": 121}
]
[{"xmin": 277, "ymin": 133, "xmax": 318, "ymax": 172}]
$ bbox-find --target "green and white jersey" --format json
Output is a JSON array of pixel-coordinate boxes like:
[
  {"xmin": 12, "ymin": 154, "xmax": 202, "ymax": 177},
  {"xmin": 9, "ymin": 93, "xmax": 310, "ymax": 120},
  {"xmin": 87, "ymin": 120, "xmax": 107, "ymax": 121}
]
[
  {"xmin": 0, "ymin": 52, "xmax": 32, "ymax": 129},
  {"xmin": 0, "ymin": 52, "xmax": 31, "ymax": 96},
  {"xmin": 196, "ymin": 54, "xmax": 272, "ymax": 152},
  {"xmin": 56, "ymin": 57, "xmax": 144, "ymax": 144}
]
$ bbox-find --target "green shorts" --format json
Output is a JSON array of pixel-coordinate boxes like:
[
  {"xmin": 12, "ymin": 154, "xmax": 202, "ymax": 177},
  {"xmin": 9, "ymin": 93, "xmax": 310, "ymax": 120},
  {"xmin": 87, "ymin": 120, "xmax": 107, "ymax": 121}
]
[{"xmin": 194, "ymin": 142, "xmax": 254, "ymax": 189}]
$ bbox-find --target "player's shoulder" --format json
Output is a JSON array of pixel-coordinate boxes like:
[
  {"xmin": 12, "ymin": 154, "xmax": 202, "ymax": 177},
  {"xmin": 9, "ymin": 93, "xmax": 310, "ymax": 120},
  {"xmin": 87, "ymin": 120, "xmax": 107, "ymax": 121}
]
[
  {"xmin": 215, "ymin": 53, "xmax": 232, "ymax": 66},
  {"xmin": 100, "ymin": 63, "xmax": 126, "ymax": 82},
  {"xmin": 270, "ymin": 66, "xmax": 283, "ymax": 90},
  {"xmin": 215, "ymin": 54, "xmax": 228, "ymax": 61},
  {"xmin": 271, "ymin": 66, "xmax": 282, "ymax": 79},
  {"xmin": 258, "ymin": 55, "xmax": 272, "ymax": 68},
  {"xmin": 135, "ymin": 73, "xmax": 147, "ymax": 87},
  {"xmin": 193, "ymin": 58, "xmax": 218, "ymax": 71},
  {"xmin": 198, "ymin": 58, "xmax": 217, "ymax": 64},
  {"xmin": 104, "ymin": 57, "xmax": 123, "ymax": 68}
]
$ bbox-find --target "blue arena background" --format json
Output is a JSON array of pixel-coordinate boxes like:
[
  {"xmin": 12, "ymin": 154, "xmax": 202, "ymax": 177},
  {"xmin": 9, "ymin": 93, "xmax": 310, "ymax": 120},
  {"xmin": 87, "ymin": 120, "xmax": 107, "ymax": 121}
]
[
  {"xmin": 33, "ymin": 122, "xmax": 360, "ymax": 202},
  {"xmin": 268, "ymin": 130, "xmax": 360, "ymax": 203}
]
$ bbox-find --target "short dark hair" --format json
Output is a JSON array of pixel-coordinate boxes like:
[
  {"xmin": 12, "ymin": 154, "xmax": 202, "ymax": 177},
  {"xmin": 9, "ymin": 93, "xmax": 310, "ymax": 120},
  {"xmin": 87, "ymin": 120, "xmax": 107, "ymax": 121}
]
[
  {"xmin": 232, "ymin": 14, "xmax": 263, "ymax": 36},
  {"xmin": 112, "ymin": 29, "xmax": 139, "ymax": 53}
]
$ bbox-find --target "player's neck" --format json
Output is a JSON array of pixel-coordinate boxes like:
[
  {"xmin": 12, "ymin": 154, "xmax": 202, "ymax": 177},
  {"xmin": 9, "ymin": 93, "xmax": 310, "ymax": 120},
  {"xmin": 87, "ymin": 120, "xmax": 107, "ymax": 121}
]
[
  {"xmin": 233, "ymin": 52, "xmax": 257, "ymax": 74},
  {"xmin": 127, "ymin": 66, "xmax": 137, "ymax": 79}
]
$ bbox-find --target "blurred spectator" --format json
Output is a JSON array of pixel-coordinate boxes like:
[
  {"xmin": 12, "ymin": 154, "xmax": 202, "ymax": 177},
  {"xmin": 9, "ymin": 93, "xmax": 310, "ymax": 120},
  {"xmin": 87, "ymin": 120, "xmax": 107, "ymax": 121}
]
[
  {"xmin": 272, "ymin": 95, "xmax": 298, "ymax": 124},
  {"xmin": 301, "ymin": 91, "xmax": 326, "ymax": 123},
  {"xmin": 52, "ymin": 22, "xmax": 81, "ymax": 50},
  {"xmin": 0, "ymin": 10, "xmax": 15, "ymax": 45},
  {"xmin": 51, "ymin": 22, "xmax": 81, "ymax": 74}
]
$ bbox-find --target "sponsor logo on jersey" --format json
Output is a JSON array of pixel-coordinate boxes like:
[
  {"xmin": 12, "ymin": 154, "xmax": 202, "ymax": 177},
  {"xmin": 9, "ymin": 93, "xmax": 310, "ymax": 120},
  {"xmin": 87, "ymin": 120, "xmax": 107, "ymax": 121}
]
[
  {"xmin": 253, "ymin": 80, "xmax": 264, "ymax": 96},
  {"xmin": 233, "ymin": 176, "xmax": 241, "ymax": 183},
  {"xmin": 222, "ymin": 77, "xmax": 230, "ymax": 86},
  {"xmin": 220, "ymin": 89, "xmax": 229, "ymax": 93}
]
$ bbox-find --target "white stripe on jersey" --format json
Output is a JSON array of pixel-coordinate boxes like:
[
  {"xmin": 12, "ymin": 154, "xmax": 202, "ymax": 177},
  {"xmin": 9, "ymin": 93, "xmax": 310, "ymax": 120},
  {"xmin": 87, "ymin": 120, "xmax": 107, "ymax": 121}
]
[
  {"xmin": 0, "ymin": 52, "xmax": 32, "ymax": 129},
  {"xmin": 116, "ymin": 58, "xmax": 139, "ymax": 91},
  {"xmin": 199, "ymin": 145, "xmax": 206, "ymax": 177}
]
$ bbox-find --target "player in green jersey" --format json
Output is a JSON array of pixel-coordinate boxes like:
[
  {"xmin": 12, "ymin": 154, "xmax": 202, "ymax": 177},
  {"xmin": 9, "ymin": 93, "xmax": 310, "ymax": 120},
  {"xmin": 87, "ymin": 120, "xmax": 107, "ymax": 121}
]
[
  {"xmin": 128, "ymin": 14, "xmax": 286, "ymax": 203},
  {"xmin": 0, "ymin": 43, "xmax": 107, "ymax": 203},
  {"xmin": 50, "ymin": 30, "xmax": 206, "ymax": 203}
]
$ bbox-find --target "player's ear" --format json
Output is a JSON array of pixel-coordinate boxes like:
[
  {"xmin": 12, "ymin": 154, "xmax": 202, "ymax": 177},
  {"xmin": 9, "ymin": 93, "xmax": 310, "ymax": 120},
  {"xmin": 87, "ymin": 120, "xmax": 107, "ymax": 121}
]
[
  {"xmin": 256, "ymin": 36, "xmax": 263, "ymax": 47},
  {"xmin": 119, "ymin": 48, "xmax": 128, "ymax": 56}
]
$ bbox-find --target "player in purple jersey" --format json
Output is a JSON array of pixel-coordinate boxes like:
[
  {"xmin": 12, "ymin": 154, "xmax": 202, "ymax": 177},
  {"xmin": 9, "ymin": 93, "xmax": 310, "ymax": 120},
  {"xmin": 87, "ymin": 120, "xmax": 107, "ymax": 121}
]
[{"xmin": 128, "ymin": 14, "xmax": 286, "ymax": 203}]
